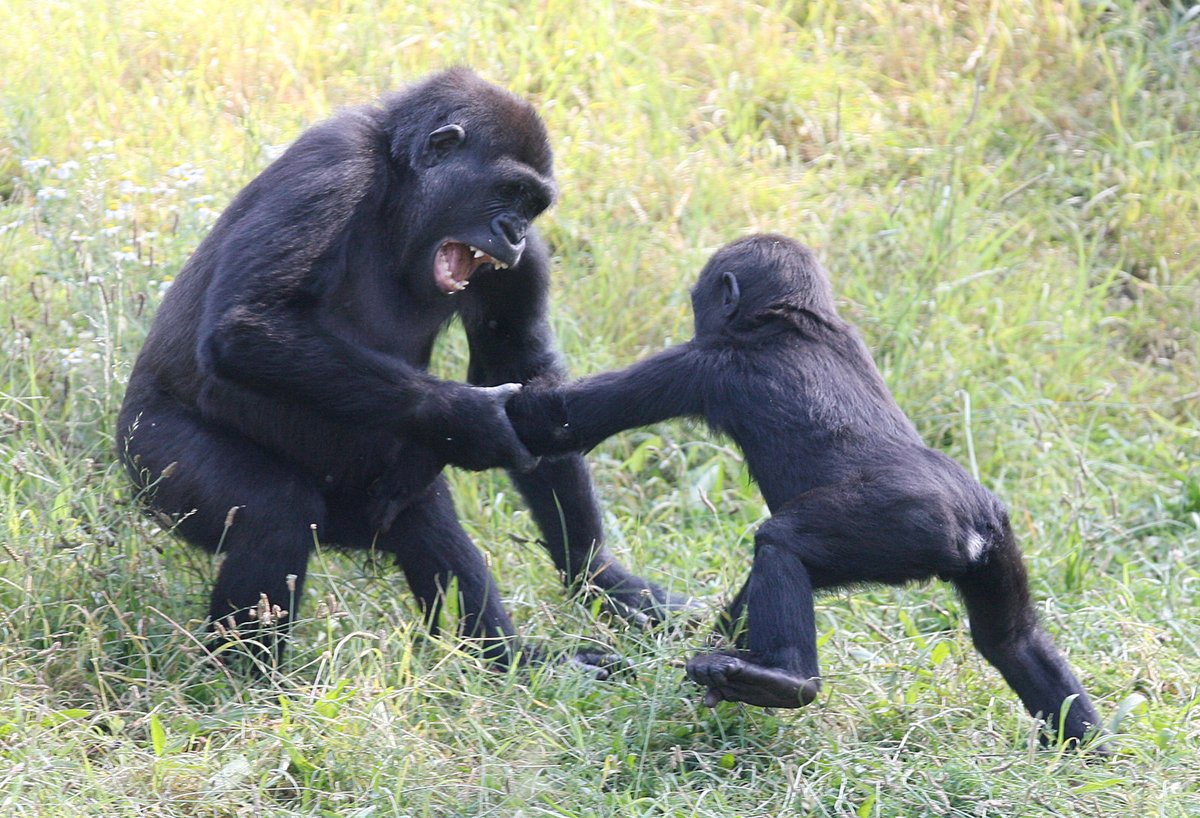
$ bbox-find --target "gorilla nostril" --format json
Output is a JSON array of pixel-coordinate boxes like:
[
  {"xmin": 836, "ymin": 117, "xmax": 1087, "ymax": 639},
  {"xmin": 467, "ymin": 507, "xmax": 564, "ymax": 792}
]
[{"xmin": 492, "ymin": 215, "xmax": 526, "ymax": 247}]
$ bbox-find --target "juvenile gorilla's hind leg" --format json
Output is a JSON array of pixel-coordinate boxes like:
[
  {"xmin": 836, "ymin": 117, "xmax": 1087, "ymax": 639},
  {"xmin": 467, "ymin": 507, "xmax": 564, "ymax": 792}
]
[
  {"xmin": 687, "ymin": 516, "xmax": 821, "ymax": 708},
  {"xmin": 953, "ymin": 525, "xmax": 1106, "ymax": 749},
  {"xmin": 688, "ymin": 476, "xmax": 958, "ymax": 710}
]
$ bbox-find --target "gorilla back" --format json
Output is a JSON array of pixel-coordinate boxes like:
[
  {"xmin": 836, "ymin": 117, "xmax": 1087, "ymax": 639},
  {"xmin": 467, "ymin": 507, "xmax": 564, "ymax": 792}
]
[{"xmin": 119, "ymin": 69, "xmax": 683, "ymax": 671}]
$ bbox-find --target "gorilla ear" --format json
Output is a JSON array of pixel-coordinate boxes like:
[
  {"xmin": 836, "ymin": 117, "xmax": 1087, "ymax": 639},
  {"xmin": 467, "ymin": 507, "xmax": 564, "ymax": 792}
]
[
  {"xmin": 721, "ymin": 271, "xmax": 741, "ymax": 317},
  {"xmin": 424, "ymin": 124, "xmax": 466, "ymax": 166}
]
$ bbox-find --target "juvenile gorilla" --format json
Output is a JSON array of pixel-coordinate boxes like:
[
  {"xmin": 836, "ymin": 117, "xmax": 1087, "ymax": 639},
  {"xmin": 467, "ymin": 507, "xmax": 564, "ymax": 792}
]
[
  {"xmin": 508, "ymin": 234, "xmax": 1105, "ymax": 746},
  {"xmin": 118, "ymin": 68, "xmax": 683, "ymax": 670}
]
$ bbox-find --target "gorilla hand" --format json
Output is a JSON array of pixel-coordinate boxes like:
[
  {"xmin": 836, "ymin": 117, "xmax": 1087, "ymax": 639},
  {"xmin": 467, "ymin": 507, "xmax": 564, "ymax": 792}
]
[
  {"xmin": 505, "ymin": 384, "xmax": 581, "ymax": 456},
  {"xmin": 422, "ymin": 383, "xmax": 541, "ymax": 473}
]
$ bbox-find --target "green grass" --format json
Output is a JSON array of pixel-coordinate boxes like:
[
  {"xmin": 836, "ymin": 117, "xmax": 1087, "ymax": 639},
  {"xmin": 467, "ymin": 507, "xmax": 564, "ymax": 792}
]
[{"xmin": 1, "ymin": 0, "xmax": 1198, "ymax": 815}]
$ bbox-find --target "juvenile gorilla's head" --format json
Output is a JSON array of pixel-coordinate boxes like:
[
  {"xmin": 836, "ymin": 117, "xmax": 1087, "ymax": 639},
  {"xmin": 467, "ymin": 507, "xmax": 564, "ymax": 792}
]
[
  {"xmin": 691, "ymin": 234, "xmax": 836, "ymax": 338},
  {"xmin": 384, "ymin": 69, "xmax": 558, "ymax": 296}
]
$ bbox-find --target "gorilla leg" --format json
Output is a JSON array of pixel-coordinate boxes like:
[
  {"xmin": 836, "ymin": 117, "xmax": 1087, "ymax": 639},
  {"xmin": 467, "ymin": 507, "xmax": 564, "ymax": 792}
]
[
  {"xmin": 688, "ymin": 478, "xmax": 965, "ymax": 708},
  {"xmin": 687, "ymin": 532, "xmax": 821, "ymax": 708},
  {"xmin": 953, "ymin": 524, "xmax": 1106, "ymax": 747},
  {"xmin": 120, "ymin": 394, "xmax": 322, "ymax": 664},
  {"xmin": 360, "ymin": 477, "xmax": 521, "ymax": 665},
  {"xmin": 687, "ymin": 474, "xmax": 1104, "ymax": 745},
  {"xmin": 717, "ymin": 577, "xmax": 751, "ymax": 645},
  {"xmin": 508, "ymin": 456, "xmax": 694, "ymax": 622},
  {"xmin": 329, "ymin": 477, "xmax": 616, "ymax": 674}
]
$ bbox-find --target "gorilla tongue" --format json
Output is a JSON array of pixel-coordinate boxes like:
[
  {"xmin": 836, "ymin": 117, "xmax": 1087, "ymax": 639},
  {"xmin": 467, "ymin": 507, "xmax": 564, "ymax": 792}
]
[{"xmin": 435, "ymin": 241, "xmax": 502, "ymax": 294}]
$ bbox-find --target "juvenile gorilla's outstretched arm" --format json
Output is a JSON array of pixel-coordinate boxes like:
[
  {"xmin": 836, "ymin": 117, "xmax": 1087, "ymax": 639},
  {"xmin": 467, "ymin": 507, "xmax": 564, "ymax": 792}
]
[
  {"xmin": 467, "ymin": 266, "xmax": 694, "ymax": 617},
  {"xmin": 506, "ymin": 343, "xmax": 708, "ymax": 456}
]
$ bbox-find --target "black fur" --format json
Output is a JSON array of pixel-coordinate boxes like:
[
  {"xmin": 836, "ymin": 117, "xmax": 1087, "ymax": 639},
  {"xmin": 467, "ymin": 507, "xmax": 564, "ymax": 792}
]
[
  {"xmin": 509, "ymin": 234, "xmax": 1106, "ymax": 748},
  {"xmin": 118, "ymin": 69, "xmax": 684, "ymax": 671}
]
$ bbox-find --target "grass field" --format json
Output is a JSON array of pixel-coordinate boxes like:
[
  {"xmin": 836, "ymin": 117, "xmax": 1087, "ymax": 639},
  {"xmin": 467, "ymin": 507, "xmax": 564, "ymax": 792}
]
[{"xmin": 2, "ymin": 1, "xmax": 1198, "ymax": 815}]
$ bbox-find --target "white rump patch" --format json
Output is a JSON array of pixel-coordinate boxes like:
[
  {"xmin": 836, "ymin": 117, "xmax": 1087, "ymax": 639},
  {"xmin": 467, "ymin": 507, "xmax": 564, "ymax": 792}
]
[{"xmin": 964, "ymin": 530, "xmax": 988, "ymax": 562}]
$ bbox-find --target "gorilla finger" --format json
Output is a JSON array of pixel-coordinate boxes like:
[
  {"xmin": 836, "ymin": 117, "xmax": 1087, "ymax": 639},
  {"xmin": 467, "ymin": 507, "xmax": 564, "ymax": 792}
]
[
  {"xmin": 620, "ymin": 587, "xmax": 702, "ymax": 627},
  {"xmin": 479, "ymin": 382, "xmax": 523, "ymax": 404},
  {"xmin": 510, "ymin": 445, "xmax": 541, "ymax": 473},
  {"xmin": 686, "ymin": 652, "xmax": 740, "ymax": 687},
  {"xmin": 494, "ymin": 433, "xmax": 540, "ymax": 473},
  {"xmin": 575, "ymin": 650, "xmax": 629, "ymax": 676},
  {"xmin": 604, "ymin": 598, "xmax": 653, "ymax": 629},
  {"xmin": 564, "ymin": 651, "xmax": 622, "ymax": 680}
]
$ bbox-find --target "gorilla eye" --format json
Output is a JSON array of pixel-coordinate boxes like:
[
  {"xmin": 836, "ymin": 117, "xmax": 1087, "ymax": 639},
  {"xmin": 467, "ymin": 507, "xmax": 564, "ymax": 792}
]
[
  {"xmin": 499, "ymin": 182, "xmax": 529, "ymax": 200},
  {"xmin": 499, "ymin": 181, "xmax": 551, "ymax": 215}
]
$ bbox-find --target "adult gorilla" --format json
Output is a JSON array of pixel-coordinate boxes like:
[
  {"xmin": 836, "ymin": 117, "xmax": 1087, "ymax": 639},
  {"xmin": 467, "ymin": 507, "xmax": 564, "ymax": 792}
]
[{"xmin": 118, "ymin": 68, "xmax": 683, "ymax": 670}]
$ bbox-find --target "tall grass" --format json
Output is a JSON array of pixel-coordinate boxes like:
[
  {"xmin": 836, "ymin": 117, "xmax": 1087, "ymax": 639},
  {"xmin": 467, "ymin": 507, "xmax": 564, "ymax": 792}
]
[{"xmin": 1, "ymin": 1, "xmax": 1197, "ymax": 815}]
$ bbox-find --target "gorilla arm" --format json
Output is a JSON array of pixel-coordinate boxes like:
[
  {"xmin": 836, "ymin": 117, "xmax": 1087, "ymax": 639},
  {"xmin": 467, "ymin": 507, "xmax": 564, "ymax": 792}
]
[
  {"xmin": 506, "ymin": 343, "xmax": 710, "ymax": 456},
  {"xmin": 192, "ymin": 124, "xmax": 535, "ymax": 473}
]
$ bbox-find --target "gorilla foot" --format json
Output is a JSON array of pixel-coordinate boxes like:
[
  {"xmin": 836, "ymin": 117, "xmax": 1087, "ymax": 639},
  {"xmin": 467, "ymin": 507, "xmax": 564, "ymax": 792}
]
[
  {"xmin": 565, "ymin": 650, "xmax": 630, "ymax": 681},
  {"xmin": 686, "ymin": 651, "xmax": 819, "ymax": 709},
  {"xmin": 591, "ymin": 582, "xmax": 702, "ymax": 629}
]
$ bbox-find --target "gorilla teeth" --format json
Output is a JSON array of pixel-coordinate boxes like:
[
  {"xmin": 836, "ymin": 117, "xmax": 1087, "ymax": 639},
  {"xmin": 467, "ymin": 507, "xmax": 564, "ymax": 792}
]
[{"xmin": 467, "ymin": 245, "xmax": 509, "ymax": 269}]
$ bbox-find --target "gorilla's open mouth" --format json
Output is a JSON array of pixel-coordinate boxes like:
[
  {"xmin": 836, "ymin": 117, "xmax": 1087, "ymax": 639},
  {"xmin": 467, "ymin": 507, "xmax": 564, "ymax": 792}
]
[{"xmin": 434, "ymin": 241, "xmax": 509, "ymax": 293}]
